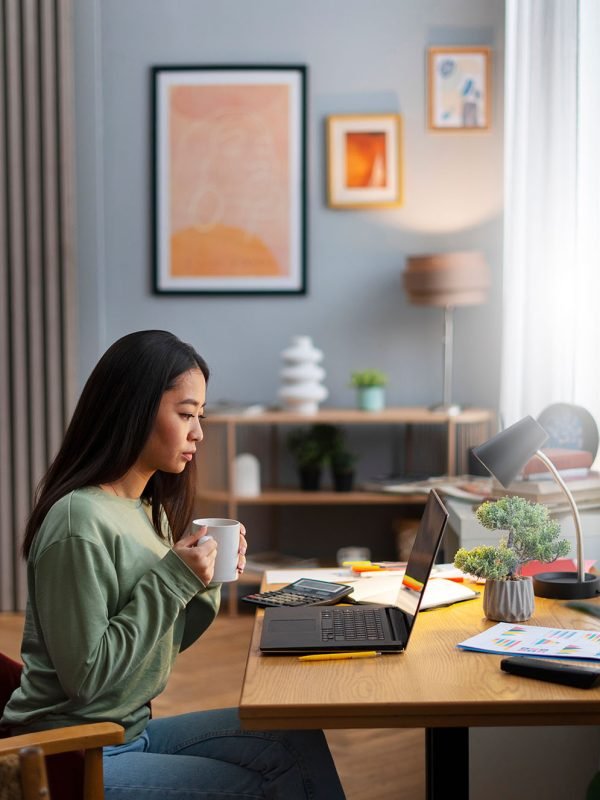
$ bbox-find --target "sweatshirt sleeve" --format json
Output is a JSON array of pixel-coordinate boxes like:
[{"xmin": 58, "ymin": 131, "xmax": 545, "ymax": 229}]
[
  {"xmin": 180, "ymin": 585, "xmax": 222, "ymax": 652},
  {"xmin": 33, "ymin": 536, "xmax": 204, "ymax": 704}
]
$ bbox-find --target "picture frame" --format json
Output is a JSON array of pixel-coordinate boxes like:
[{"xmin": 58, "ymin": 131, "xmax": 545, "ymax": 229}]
[
  {"xmin": 427, "ymin": 46, "xmax": 491, "ymax": 131},
  {"xmin": 326, "ymin": 114, "xmax": 403, "ymax": 209},
  {"xmin": 152, "ymin": 65, "xmax": 307, "ymax": 295}
]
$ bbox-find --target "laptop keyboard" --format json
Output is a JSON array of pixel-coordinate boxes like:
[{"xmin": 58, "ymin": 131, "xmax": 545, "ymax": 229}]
[{"xmin": 321, "ymin": 607, "xmax": 385, "ymax": 642}]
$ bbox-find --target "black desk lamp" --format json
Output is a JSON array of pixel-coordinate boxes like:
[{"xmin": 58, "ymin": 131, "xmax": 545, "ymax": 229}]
[{"xmin": 472, "ymin": 415, "xmax": 600, "ymax": 599}]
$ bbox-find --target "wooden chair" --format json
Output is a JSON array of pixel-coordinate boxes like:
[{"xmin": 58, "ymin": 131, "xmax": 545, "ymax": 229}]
[
  {"xmin": 0, "ymin": 652, "xmax": 124, "ymax": 799},
  {"xmin": 0, "ymin": 721, "xmax": 124, "ymax": 799},
  {"xmin": 0, "ymin": 745, "xmax": 50, "ymax": 800}
]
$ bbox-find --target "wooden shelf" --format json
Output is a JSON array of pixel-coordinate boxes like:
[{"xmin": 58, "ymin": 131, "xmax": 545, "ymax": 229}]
[
  {"xmin": 197, "ymin": 488, "xmax": 427, "ymax": 505},
  {"xmin": 204, "ymin": 407, "xmax": 493, "ymax": 425},
  {"xmin": 198, "ymin": 406, "xmax": 495, "ymax": 614}
]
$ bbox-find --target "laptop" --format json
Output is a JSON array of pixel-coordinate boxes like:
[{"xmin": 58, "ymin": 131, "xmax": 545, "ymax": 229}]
[{"xmin": 260, "ymin": 489, "xmax": 449, "ymax": 654}]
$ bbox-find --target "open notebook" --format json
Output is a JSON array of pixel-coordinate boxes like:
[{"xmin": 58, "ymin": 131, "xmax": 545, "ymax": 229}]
[{"xmin": 348, "ymin": 572, "xmax": 478, "ymax": 609}]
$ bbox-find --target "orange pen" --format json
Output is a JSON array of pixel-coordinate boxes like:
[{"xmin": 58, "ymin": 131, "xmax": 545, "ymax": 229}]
[{"xmin": 351, "ymin": 565, "xmax": 384, "ymax": 573}]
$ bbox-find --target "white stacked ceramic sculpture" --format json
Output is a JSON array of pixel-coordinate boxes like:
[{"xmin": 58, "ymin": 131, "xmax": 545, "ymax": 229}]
[{"xmin": 278, "ymin": 335, "xmax": 328, "ymax": 414}]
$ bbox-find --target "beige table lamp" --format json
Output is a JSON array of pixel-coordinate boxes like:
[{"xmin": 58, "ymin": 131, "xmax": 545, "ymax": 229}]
[{"xmin": 403, "ymin": 251, "xmax": 490, "ymax": 415}]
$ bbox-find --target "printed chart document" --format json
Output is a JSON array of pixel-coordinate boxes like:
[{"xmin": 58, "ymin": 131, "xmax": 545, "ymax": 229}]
[{"xmin": 458, "ymin": 622, "xmax": 600, "ymax": 660}]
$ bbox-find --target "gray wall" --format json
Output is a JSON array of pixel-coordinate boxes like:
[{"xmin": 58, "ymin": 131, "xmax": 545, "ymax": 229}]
[
  {"xmin": 71, "ymin": 6, "xmax": 600, "ymax": 794},
  {"xmin": 74, "ymin": 0, "xmax": 504, "ymax": 410}
]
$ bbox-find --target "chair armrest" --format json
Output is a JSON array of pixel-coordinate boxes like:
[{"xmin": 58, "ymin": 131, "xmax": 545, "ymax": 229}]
[{"xmin": 0, "ymin": 722, "xmax": 124, "ymax": 756}]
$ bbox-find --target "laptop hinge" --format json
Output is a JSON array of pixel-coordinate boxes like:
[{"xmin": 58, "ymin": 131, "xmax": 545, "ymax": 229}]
[{"xmin": 388, "ymin": 607, "xmax": 411, "ymax": 644}]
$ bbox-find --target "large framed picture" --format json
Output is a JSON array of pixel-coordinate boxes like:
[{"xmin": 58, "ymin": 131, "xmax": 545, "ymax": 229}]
[
  {"xmin": 152, "ymin": 65, "xmax": 307, "ymax": 294},
  {"xmin": 326, "ymin": 114, "xmax": 403, "ymax": 209},
  {"xmin": 428, "ymin": 46, "xmax": 491, "ymax": 130}
]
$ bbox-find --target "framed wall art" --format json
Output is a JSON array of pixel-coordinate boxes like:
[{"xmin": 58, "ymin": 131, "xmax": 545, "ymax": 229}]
[
  {"xmin": 152, "ymin": 65, "xmax": 307, "ymax": 294},
  {"xmin": 428, "ymin": 46, "xmax": 491, "ymax": 131},
  {"xmin": 326, "ymin": 114, "xmax": 403, "ymax": 209}
]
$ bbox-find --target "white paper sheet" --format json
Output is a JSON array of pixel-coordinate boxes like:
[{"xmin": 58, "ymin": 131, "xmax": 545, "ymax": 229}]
[
  {"xmin": 265, "ymin": 568, "xmax": 354, "ymax": 584},
  {"xmin": 458, "ymin": 622, "xmax": 600, "ymax": 660},
  {"xmin": 263, "ymin": 568, "xmax": 479, "ymax": 610}
]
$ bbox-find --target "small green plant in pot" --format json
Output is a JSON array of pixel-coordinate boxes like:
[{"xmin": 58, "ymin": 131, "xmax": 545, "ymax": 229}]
[
  {"xmin": 454, "ymin": 496, "xmax": 570, "ymax": 622},
  {"xmin": 350, "ymin": 369, "xmax": 388, "ymax": 412}
]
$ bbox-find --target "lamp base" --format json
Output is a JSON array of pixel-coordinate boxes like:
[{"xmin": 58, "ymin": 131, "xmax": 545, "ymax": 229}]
[
  {"xmin": 429, "ymin": 402, "xmax": 461, "ymax": 416},
  {"xmin": 532, "ymin": 572, "xmax": 600, "ymax": 599}
]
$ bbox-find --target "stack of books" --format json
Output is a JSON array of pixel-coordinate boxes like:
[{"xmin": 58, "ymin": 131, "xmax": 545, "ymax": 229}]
[
  {"xmin": 491, "ymin": 473, "xmax": 600, "ymax": 507},
  {"xmin": 521, "ymin": 447, "xmax": 594, "ymax": 481},
  {"xmin": 491, "ymin": 447, "xmax": 600, "ymax": 508}
]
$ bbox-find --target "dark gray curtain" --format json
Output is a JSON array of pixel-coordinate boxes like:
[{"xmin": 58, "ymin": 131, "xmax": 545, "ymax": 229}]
[{"xmin": 0, "ymin": 0, "xmax": 76, "ymax": 611}]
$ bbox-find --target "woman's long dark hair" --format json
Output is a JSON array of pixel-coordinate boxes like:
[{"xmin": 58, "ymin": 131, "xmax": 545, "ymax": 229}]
[{"xmin": 23, "ymin": 330, "xmax": 209, "ymax": 558}]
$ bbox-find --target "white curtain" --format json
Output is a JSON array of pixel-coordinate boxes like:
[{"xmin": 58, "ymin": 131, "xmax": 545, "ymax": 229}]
[{"xmin": 502, "ymin": 0, "xmax": 600, "ymax": 428}]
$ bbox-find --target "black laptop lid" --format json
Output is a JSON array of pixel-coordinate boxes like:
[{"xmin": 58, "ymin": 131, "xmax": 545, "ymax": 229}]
[{"xmin": 392, "ymin": 489, "xmax": 449, "ymax": 646}]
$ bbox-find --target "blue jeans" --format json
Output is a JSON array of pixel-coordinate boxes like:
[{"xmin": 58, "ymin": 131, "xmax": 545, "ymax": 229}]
[{"xmin": 103, "ymin": 708, "xmax": 345, "ymax": 799}]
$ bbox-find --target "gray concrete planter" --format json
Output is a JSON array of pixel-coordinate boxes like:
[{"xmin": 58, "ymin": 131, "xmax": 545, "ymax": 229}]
[{"xmin": 483, "ymin": 576, "xmax": 535, "ymax": 622}]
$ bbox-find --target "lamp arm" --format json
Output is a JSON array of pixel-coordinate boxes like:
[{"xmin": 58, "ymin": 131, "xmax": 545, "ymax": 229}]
[{"xmin": 534, "ymin": 449, "xmax": 585, "ymax": 582}]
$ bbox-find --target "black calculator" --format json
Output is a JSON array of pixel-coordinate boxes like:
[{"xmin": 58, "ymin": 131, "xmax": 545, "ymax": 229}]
[{"xmin": 242, "ymin": 578, "xmax": 354, "ymax": 608}]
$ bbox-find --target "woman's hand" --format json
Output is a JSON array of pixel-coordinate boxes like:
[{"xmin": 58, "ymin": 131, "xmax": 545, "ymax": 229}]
[
  {"xmin": 174, "ymin": 526, "xmax": 217, "ymax": 586},
  {"xmin": 237, "ymin": 523, "xmax": 247, "ymax": 575}
]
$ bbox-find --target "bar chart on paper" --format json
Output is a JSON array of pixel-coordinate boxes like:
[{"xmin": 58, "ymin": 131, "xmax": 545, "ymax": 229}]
[{"xmin": 458, "ymin": 622, "xmax": 600, "ymax": 659}]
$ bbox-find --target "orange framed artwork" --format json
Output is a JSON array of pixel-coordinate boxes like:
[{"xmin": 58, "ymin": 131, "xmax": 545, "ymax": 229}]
[
  {"xmin": 152, "ymin": 65, "xmax": 307, "ymax": 294},
  {"xmin": 326, "ymin": 114, "xmax": 403, "ymax": 209}
]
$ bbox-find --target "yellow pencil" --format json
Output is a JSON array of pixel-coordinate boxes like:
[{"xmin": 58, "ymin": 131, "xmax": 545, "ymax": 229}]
[{"xmin": 298, "ymin": 651, "xmax": 382, "ymax": 662}]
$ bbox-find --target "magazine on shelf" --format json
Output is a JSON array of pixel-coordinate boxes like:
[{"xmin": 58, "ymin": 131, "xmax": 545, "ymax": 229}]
[{"xmin": 362, "ymin": 475, "xmax": 492, "ymax": 502}]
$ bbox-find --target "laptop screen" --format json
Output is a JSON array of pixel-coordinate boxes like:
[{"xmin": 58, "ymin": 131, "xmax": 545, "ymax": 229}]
[{"xmin": 393, "ymin": 489, "xmax": 448, "ymax": 638}]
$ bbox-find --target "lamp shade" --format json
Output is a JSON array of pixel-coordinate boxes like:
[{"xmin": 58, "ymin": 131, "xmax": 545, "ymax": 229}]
[
  {"xmin": 403, "ymin": 251, "xmax": 490, "ymax": 307},
  {"xmin": 472, "ymin": 416, "xmax": 549, "ymax": 487}
]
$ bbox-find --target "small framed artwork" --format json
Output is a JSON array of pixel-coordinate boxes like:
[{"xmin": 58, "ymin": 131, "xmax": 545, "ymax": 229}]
[
  {"xmin": 428, "ymin": 47, "xmax": 491, "ymax": 130},
  {"xmin": 152, "ymin": 65, "xmax": 307, "ymax": 294},
  {"xmin": 326, "ymin": 114, "xmax": 403, "ymax": 209}
]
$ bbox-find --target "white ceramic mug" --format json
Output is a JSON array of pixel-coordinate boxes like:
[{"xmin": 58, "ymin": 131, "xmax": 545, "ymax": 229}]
[{"xmin": 192, "ymin": 518, "xmax": 241, "ymax": 583}]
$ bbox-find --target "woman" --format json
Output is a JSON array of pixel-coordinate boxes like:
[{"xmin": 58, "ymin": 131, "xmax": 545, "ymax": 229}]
[{"xmin": 2, "ymin": 330, "xmax": 345, "ymax": 799}]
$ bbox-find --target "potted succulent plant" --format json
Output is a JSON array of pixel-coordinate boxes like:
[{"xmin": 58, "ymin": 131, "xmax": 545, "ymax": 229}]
[
  {"xmin": 453, "ymin": 496, "xmax": 570, "ymax": 622},
  {"xmin": 350, "ymin": 369, "xmax": 388, "ymax": 412}
]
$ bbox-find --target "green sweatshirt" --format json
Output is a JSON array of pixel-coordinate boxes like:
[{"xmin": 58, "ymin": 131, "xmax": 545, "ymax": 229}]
[{"xmin": 1, "ymin": 487, "xmax": 220, "ymax": 742}]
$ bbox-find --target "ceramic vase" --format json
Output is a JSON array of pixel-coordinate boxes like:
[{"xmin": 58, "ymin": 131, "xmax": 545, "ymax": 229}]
[
  {"xmin": 233, "ymin": 453, "xmax": 261, "ymax": 497},
  {"xmin": 483, "ymin": 577, "xmax": 535, "ymax": 622},
  {"xmin": 278, "ymin": 335, "xmax": 328, "ymax": 415},
  {"xmin": 357, "ymin": 386, "xmax": 385, "ymax": 412}
]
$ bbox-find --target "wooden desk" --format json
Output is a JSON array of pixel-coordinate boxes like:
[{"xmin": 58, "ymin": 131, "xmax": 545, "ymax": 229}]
[{"xmin": 239, "ymin": 587, "xmax": 600, "ymax": 799}]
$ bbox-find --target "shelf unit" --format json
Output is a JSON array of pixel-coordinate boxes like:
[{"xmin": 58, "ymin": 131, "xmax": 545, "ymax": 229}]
[{"xmin": 195, "ymin": 407, "xmax": 495, "ymax": 613}]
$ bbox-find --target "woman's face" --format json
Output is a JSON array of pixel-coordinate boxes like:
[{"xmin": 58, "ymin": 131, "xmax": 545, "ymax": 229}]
[{"xmin": 136, "ymin": 368, "xmax": 206, "ymax": 476}]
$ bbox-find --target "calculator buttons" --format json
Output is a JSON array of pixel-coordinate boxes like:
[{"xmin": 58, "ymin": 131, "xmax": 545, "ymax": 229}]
[{"xmin": 241, "ymin": 581, "xmax": 353, "ymax": 609}]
